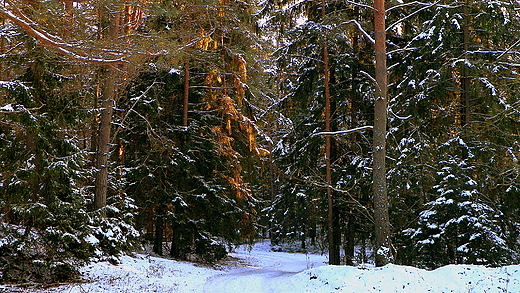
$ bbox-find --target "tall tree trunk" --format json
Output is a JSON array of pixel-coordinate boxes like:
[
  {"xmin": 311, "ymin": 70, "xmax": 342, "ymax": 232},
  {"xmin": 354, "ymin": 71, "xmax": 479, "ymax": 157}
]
[
  {"xmin": 94, "ymin": 65, "xmax": 116, "ymax": 210},
  {"xmin": 322, "ymin": 0, "xmax": 340, "ymax": 265},
  {"xmin": 170, "ymin": 59, "xmax": 190, "ymax": 258},
  {"xmin": 373, "ymin": 0, "xmax": 392, "ymax": 267},
  {"xmin": 170, "ymin": 223, "xmax": 182, "ymax": 258},
  {"xmin": 344, "ymin": 9, "xmax": 361, "ymax": 265},
  {"xmin": 62, "ymin": 1, "xmax": 73, "ymax": 37},
  {"xmin": 266, "ymin": 114, "xmax": 279, "ymax": 243},
  {"xmin": 94, "ymin": 3, "xmax": 119, "ymax": 210}
]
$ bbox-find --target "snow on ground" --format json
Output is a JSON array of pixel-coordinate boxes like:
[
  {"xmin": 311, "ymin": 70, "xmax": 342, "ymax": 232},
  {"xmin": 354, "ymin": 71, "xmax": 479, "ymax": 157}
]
[{"xmin": 6, "ymin": 240, "xmax": 520, "ymax": 293}]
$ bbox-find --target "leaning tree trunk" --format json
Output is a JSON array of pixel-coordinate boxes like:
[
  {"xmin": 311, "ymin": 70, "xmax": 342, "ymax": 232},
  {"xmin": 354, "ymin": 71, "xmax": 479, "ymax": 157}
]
[{"xmin": 373, "ymin": 0, "xmax": 392, "ymax": 267}]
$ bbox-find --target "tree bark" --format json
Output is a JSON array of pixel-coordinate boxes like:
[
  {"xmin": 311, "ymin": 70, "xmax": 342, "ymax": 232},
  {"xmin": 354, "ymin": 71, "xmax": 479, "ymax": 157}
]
[
  {"xmin": 460, "ymin": 2, "xmax": 471, "ymax": 132},
  {"xmin": 153, "ymin": 203, "xmax": 165, "ymax": 256},
  {"xmin": 344, "ymin": 8, "xmax": 361, "ymax": 266},
  {"xmin": 183, "ymin": 59, "xmax": 190, "ymax": 127},
  {"xmin": 344, "ymin": 212, "xmax": 355, "ymax": 265},
  {"xmin": 373, "ymin": 0, "xmax": 392, "ymax": 267}
]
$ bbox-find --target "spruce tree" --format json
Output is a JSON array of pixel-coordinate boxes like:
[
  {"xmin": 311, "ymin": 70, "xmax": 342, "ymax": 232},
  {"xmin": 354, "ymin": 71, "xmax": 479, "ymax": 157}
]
[{"xmin": 404, "ymin": 138, "xmax": 515, "ymax": 268}]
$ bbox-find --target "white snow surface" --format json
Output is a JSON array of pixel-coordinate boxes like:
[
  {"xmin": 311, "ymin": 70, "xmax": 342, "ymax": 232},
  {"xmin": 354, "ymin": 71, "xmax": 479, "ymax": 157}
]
[{"xmin": 10, "ymin": 240, "xmax": 520, "ymax": 293}]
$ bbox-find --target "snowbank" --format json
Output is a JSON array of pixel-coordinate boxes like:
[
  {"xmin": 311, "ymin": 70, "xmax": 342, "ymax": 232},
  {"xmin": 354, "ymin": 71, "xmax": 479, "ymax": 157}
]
[{"xmin": 291, "ymin": 264, "xmax": 520, "ymax": 293}]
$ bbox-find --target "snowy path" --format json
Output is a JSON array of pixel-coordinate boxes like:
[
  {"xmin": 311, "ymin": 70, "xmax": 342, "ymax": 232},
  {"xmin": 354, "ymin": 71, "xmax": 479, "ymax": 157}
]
[
  {"xmin": 203, "ymin": 266, "xmax": 296, "ymax": 293},
  {"xmin": 203, "ymin": 242, "xmax": 327, "ymax": 293}
]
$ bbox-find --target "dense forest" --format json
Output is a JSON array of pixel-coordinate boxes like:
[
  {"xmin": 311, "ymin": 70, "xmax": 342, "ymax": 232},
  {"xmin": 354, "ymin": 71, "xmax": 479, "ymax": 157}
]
[{"xmin": 1, "ymin": 0, "xmax": 520, "ymax": 283}]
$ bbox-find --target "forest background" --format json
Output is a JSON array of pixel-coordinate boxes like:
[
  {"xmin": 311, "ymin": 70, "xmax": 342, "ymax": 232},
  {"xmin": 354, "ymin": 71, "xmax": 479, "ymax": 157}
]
[{"xmin": 1, "ymin": 0, "xmax": 520, "ymax": 283}]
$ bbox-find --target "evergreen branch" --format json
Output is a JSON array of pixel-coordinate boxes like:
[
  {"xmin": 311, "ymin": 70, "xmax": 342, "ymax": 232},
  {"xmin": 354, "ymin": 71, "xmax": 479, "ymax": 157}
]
[{"xmin": 286, "ymin": 54, "xmax": 325, "ymax": 63}]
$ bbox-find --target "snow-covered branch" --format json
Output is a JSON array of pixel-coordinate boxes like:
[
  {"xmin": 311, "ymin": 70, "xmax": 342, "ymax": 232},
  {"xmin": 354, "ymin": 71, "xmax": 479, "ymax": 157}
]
[
  {"xmin": 0, "ymin": 104, "xmax": 44, "ymax": 114},
  {"xmin": 387, "ymin": 1, "xmax": 441, "ymax": 32},
  {"xmin": 389, "ymin": 108, "xmax": 412, "ymax": 120},
  {"xmin": 344, "ymin": 0, "xmax": 374, "ymax": 11},
  {"xmin": 497, "ymin": 38, "xmax": 520, "ymax": 60},
  {"xmin": 341, "ymin": 20, "xmax": 375, "ymax": 44},
  {"xmin": 313, "ymin": 125, "xmax": 373, "ymax": 136},
  {"xmin": 387, "ymin": 0, "xmax": 459, "ymax": 11}
]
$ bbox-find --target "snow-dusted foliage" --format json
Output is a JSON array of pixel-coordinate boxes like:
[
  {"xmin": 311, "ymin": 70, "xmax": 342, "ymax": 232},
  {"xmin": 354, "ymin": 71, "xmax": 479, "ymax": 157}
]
[
  {"xmin": 266, "ymin": 0, "xmax": 376, "ymax": 252},
  {"xmin": 388, "ymin": 0, "xmax": 520, "ymax": 268},
  {"xmin": 403, "ymin": 140, "xmax": 516, "ymax": 269},
  {"xmin": 0, "ymin": 57, "xmax": 140, "ymax": 283},
  {"xmin": 120, "ymin": 68, "xmax": 258, "ymax": 262},
  {"xmin": 88, "ymin": 193, "xmax": 140, "ymax": 260}
]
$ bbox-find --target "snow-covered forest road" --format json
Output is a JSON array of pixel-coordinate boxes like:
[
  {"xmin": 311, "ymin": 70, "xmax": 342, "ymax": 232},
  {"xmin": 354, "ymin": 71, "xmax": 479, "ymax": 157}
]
[
  {"xmin": 203, "ymin": 265, "xmax": 296, "ymax": 293},
  {"xmin": 203, "ymin": 241, "xmax": 327, "ymax": 293}
]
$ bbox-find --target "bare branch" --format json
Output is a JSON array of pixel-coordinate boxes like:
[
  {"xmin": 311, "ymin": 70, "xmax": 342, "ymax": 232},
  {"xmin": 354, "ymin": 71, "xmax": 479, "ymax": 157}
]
[
  {"xmin": 0, "ymin": 4, "xmax": 129, "ymax": 64},
  {"xmin": 111, "ymin": 81, "xmax": 160, "ymax": 144},
  {"xmin": 0, "ymin": 42, "xmax": 24, "ymax": 58}
]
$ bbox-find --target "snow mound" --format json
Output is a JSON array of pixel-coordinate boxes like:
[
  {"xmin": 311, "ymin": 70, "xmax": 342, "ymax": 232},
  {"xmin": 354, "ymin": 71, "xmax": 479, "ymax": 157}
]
[
  {"xmin": 8, "ymin": 241, "xmax": 520, "ymax": 293},
  {"xmin": 26, "ymin": 253, "xmax": 221, "ymax": 293},
  {"xmin": 292, "ymin": 264, "xmax": 520, "ymax": 293}
]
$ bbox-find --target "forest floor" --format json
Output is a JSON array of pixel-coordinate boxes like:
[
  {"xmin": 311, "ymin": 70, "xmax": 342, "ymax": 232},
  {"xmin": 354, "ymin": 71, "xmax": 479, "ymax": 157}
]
[{"xmin": 3, "ymin": 240, "xmax": 520, "ymax": 292}]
